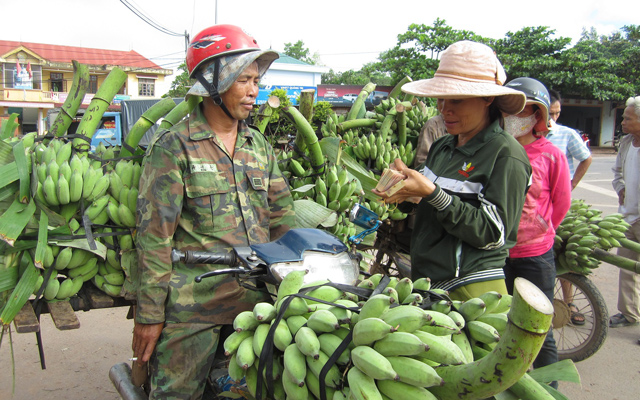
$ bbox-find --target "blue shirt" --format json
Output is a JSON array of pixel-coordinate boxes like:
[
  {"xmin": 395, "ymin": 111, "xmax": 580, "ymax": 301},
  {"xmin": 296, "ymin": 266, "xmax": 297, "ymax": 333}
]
[{"xmin": 546, "ymin": 123, "xmax": 591, "ymax": 178}]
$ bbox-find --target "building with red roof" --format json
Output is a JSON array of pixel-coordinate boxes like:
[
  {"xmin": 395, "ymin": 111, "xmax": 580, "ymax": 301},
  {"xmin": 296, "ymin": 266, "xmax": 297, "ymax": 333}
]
[{"xmin": 0, "ymin": 40, "xmax": 172, "ymax": 134}]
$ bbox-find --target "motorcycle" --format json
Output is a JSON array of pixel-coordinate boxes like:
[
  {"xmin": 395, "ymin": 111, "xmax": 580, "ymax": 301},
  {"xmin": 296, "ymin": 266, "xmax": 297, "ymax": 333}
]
[{"xmin": 109, "ymin": 204, "xmax": 380, "ymax": 400}]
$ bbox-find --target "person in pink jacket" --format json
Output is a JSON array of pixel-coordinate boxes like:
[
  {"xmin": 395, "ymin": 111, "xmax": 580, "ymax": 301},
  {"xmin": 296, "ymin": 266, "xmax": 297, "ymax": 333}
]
[{"xmin": 501, "ymin": 78, "xmax": 572, "ymax": 389}]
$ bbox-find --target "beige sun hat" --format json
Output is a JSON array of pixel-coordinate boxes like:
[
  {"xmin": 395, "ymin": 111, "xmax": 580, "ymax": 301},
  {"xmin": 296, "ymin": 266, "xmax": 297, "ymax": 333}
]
[{"xmin": 401, "ymin": 41, "xmax": 526, "ymax": 115}]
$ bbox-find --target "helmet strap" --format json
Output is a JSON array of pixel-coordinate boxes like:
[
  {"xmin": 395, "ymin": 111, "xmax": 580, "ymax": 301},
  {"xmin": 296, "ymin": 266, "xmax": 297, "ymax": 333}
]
[{"xmin": 194, "ymin": 60, "xmax": 234, "ymax": 120}]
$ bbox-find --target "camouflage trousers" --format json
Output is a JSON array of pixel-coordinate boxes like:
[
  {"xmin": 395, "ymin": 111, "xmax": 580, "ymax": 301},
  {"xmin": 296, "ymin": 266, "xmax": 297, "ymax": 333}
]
[{"xmin": 148, "ymin": 323, "xmax": 221, "ymax": 400}]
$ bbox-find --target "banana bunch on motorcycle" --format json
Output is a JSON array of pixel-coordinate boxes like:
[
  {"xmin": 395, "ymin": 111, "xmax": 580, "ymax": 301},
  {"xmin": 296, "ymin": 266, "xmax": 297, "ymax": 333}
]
[
  {"xmin": 554, "ymin": 199, "xmax": 630, "ymax": 274},
  {"xmin": 30, "ymin": 138, "xmax": 140, "ymax": 299},
  {"xmin": 225, "ymin": 270, "xmax": 516, "ymax": 400}
]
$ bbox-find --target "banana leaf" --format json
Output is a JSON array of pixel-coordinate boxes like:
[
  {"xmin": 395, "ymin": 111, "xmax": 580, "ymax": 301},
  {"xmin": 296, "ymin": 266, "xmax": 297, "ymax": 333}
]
[
  {"xmin": 293, "ymin": 199, "xmax": 337, "ymax": 229},
  {"xmin": 48, "ymin": 237, "xmax": 107, "ymax": 260},
  {"xmin": 33, "ymin": 210, "xmax": 48, "ymax": 268},
  {"xmin": 0, "ymin": 139, "xmax": 14, "ymax": 165},
  {"xmin": 0, "ymin": 251, "xmax": 38, "ymax": 325},
  {"xmin": 0, "ymin": 264, "xmax": 18, "ymax": 292},
  {"xmin": 0, "ymin": 114, "xmax": 20, "ymax": 140},
  {"xmin": 0, "ymin": 198, "xmax": 36, "ymax": 246},
  {"xmin": 0, "ymin": 163, "xmax": 18, "ymax": 190},
  {"xmin": 11, "ymin": 140, "xmax": 29, "ymax": 203}
]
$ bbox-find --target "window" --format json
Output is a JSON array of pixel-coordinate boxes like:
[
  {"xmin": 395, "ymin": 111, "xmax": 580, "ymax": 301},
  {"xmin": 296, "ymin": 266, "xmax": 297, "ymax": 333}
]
[
  {"xmin": 89, "ymin": 75, "xmax": 98, "ymax": 93},
  {"xmin": 138, "ymin": 78, "xmax": 155, "ymax": 97},
  {"xmin": 3, "ymin": 62, "xmax": 42, "ymax": 90},
  {"xmin": 50, "ymin": 72, "xmax": 64, "ymax": 92}
]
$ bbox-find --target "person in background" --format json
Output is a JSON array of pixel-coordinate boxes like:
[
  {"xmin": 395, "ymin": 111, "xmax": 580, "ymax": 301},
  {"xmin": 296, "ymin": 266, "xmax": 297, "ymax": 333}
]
[
  {"xmin": 373, "ymin": 40, "xmax": 531, "ymax": 301},
  {"xmin": 502, "ymin": 78, "xmax": 572, "ymax": 388},
  {"xmin": 547, "ymin": 89, "xmax": 593, "ymax": 325},
  {"xmin": 132, "ymin": 24, "xmax": 295, "ymax": 399},
  {"xmin": 610, "ymin": 95, "xmax": 640, "ymax": 332},
  {"xmin": 547, "ymin": 89, "xmax": 593, "ymax": 189},
  {"xmin": 413, "ymin": 100, "xmax": 447, "ymax": 167}
]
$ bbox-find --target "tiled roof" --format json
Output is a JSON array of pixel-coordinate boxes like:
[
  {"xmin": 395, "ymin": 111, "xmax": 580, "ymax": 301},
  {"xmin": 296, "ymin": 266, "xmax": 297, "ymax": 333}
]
[
  {"xmin": 0, "ymin": 40, "xmax": 162, "ymax": 70},
  {"xmin": 273, "ymin": 53, "xmax": 312, "ymax": 66}
]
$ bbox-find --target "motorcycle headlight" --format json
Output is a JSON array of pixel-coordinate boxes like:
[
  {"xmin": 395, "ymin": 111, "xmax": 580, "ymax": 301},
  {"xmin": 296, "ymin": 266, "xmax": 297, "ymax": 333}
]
[{"xmin": 270, "ymin": 250, "xmax": 359, "ymax": 286}]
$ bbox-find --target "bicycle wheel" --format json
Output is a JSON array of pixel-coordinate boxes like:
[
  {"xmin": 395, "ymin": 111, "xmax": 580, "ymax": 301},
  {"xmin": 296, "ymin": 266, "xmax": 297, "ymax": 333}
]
[{"xmin": 552, "ymin": 273, "xmax": 608, "ymax": 362}]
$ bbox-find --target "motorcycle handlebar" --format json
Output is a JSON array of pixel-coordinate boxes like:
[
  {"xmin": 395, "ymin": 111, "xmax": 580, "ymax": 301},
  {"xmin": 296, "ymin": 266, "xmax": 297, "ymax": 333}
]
[{"xmin": 171, "ymin": 249, "xmax": 236, "ymax": 266}]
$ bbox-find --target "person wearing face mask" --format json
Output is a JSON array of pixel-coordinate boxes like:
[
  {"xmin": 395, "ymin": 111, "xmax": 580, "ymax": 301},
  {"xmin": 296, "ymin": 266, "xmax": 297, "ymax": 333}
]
[
  {"xmin": 502, "ymin": 77, "xmax": 572, "ymax": 387},
  {"xmin": 373, "ymin": 41, "xmax": 532, "ymax": 301}
]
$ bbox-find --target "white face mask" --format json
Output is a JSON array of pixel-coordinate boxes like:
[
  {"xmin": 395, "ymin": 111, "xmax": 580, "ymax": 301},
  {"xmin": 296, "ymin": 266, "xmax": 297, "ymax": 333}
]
[{"xmin": 503, "ymin": 113, "xmax": 538, "ymax": 138}]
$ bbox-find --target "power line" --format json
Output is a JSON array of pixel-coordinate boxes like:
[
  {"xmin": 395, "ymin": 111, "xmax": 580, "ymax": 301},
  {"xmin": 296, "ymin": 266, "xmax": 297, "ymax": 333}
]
[{"xmin": 119, "ymin": 0, "xmax": 185, "ymax": 38}]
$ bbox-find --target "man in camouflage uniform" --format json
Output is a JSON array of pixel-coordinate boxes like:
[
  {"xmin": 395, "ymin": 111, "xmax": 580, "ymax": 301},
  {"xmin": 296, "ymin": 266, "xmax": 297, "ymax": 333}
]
[{"xmin": 132, "ymin": 24, "xmax": 295, "ymax": 399}]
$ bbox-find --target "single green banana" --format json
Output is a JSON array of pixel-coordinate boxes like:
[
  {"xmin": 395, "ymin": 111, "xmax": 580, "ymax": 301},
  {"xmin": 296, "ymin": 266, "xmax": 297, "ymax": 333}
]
[
  {"xmin": 377, "ymin": 378, "xmax": 438, "ymax": 400},
  {"xmin": 347, "ymin": 366, "xmax": 382, "ymax": 400},
  {"xmin": 294, "ymin": 326, "xmax": 320, "ymax": 359},
  {"xmin": 372, "ymin": 331, "xmax": 429, "ymax": 357},
  {"xmin": 223, "ymin": 330, "xmax": 254, "ymax": 356},
  {"xmin": 386, "ymin": 356, "xmax": 444, "ymax": 388},
  {"xmin": 306, "ymin": 309, "xmax": 340, "ymax": 333},
  {"xmin": 413, "ymin": 330, "xmax": 467, "ymax": 366},
  {"xmin": 352, "ymin": 317, "xmax": 396, "ymax": 346},
  {"xmin": 380, "ymin": 305, "xmax": 431, "ymax": 333},
  {"xmin": 283, "ymin": 343, "xmax": 307, "ymax": 387}
]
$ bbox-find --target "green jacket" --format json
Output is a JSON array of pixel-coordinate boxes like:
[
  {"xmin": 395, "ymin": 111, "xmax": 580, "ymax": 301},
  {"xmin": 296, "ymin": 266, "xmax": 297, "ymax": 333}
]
[
  {"xmin": 411, "ymin": 120, "xmax": 531, "ymax": 291},
  {"xmin": 135, "ymin": 106, "xmax": 295, "ymax": 325}
]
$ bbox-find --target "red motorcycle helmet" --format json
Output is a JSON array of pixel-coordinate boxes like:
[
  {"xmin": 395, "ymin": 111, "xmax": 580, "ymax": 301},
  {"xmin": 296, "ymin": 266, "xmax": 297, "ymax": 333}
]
[{"xmin": 186, "ymin": 24, "xmax": 261, "ymax": 78}]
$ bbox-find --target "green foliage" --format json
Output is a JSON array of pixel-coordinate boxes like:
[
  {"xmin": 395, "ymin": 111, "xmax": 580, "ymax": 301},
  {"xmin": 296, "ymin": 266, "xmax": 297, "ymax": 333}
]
[
  {"xmin": 283, "ymin": 40, "xmax": 319, "ymax": 65},
  {"xmin": 311, "ymin": 101, "xmax": 334, "ymax": 128},
  {"xmin": 374, "ymin": 19, "xmax": 484, "ymax": 84},
  {"xmin": 322, "ymin": 63, "xmax": 393, "ymax": 86},
  {"xmin": 163, "ymin": 63, "xmax": 193, "ymax": 99}
]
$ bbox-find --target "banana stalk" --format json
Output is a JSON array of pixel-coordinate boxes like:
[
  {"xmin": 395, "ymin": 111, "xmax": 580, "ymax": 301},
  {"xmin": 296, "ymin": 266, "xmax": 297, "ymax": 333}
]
[
  {"xmin": 299, "ymin": 89, "xmax": 315, "ymax": 122},
  {"xmin": 591, "ymin": 247, "xmax": 640, "ymax": 273},
  {"xmin": 388, "ymin": 76, "xmax": 412, "ymax": 100},
  {"xmin": 336, "ymin": 119, "xmax": 376, "ymax": 134},
  {"xmin": 395, "ymin": 102, "xmax": 413, "ymax": 147},
  {"xmin": 429, "ymin": 278, "xmax": 554, "ymax": 400},
  {"xmin": 253, "ymin": 96, "xmax": 280, "ymax": 134},
  {"xmin": 346, "ymin": 82, "xmax": 376, "ymax": 121},
  {"xmin": 50, "ymin": 60, "xmax": 89, "ymax": 137},
  {"xmin": 73, "ymin": 67, "xmax": 128, "ymax": 151},
  {"xmin": 617, "ymin": 237, "xmax": 640, "ymax": 255},
  {"xmin": 280, "ymin": 105, "xmax": 324, "ymax": 173},
  {"xmin": 159, "ymin": 96, "xmax": 202, "ymax": 130},
  {"xmin": 119, "ymin": 97, "xmax": 177, "ymax": 158}
]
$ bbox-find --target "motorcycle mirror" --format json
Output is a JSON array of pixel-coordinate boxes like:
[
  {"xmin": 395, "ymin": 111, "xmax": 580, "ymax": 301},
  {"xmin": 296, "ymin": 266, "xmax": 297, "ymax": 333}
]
[{"xmin": 349, "ymin": 203, "xmax": 380, "ymax": 229}]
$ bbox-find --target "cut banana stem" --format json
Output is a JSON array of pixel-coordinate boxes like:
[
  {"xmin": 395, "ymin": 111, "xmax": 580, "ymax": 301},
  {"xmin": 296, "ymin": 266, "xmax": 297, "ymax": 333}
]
[
  {"xmin": 50, "ymin": 61, "xmax": 89, "ymax": 137},
  {"xmin": 429, "ymin": 278, "xmax": 553, "ymax": 400},
  {"xmin": 591, "ymin": 247, "xmax": 640, "ymax": 273},
  {"xmin": 280, "ymin": 105, "xmax": 324, "ymax": 173}
]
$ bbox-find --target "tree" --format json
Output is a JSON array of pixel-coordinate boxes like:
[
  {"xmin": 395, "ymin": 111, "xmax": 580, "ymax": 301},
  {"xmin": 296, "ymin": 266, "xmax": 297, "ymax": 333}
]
[
  {"xmin": 374, "ymin": 18, "xmax": 484, "ymax": 84},
  {"xmin": 492, "ymin": 26, "xmax": 571, "ymax": 85},
  {"xmin": 163, "ymin": 62, "xmax": 193, "ymax": 98},
  {"xmin": 283, "ymin": 40, "xmax": 319, "ymax": 65},
  {"xmin": 552, "ymin": 25, "xmax": 640, "ymax": 100},
  {"xmin": 322, "ymin": 62, "xmax": 393, "ymax": 86}
]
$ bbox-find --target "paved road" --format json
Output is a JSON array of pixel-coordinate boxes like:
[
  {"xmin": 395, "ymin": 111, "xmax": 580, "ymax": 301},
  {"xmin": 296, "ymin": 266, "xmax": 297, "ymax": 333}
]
[
  {"xmin": 1, "ymin": 152, "xmax": 639, "ymax": 400},
  {"xmin": 557, "ymin": 152, "xmax": 640, "ymax": 399}
]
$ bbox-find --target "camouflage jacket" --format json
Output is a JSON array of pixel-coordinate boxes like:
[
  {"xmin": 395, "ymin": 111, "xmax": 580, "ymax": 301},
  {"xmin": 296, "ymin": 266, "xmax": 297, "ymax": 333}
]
[{"xmin": 135, "ymin": 106, "xmax": 295, "ymax": 325}]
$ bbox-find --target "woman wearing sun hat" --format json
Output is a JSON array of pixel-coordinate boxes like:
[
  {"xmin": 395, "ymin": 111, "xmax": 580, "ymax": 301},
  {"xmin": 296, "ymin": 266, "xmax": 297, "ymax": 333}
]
[{"xmin": 373, "ymin": 40, "xmax": 532, "ymax": 301}]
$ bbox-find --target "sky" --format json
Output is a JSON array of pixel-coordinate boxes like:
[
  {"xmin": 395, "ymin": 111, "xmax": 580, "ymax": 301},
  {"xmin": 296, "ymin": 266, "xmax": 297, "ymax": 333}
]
[{"xmin": 2, "ymin": 0, "xmax": 635, "ymax": 78}]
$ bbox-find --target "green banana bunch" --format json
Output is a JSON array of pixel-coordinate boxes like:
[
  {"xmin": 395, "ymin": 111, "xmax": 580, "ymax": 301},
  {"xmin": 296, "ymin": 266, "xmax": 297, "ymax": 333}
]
[{"xmin": 554, "ymin": 199, "xmax": 630, "ymax": 274}]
